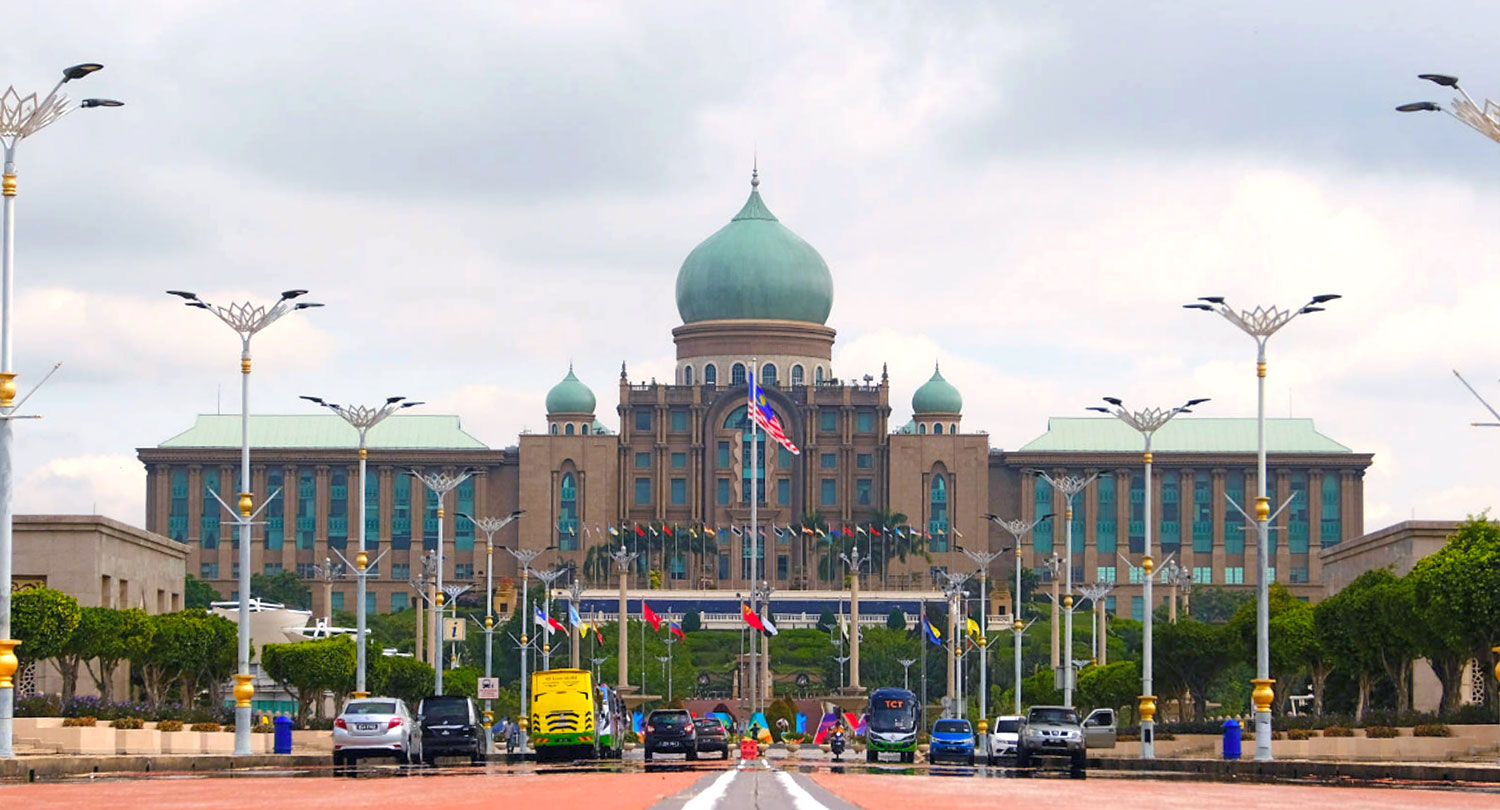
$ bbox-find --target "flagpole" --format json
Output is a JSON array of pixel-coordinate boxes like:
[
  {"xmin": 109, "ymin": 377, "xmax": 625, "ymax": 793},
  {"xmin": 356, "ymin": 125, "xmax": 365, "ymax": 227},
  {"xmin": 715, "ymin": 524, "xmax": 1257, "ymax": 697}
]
[
  {"xmin": 920, "ymin": 600, "xmax": 929, "ymax": 731},
  {"xmin": 748, "ymin": 358, "xmax": 759, "ymax": 719}
]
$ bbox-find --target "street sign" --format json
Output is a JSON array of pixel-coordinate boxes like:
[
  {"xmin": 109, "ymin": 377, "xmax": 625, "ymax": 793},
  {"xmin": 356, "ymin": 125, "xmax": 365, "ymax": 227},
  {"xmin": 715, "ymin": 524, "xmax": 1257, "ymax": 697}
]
[
  {"xmin": 478, "ymin": 677, "xmax": 500, "ymax": 700},
  {"xmin": 443, "ymin": 617, "xmax": 467, "ymax": 642}
]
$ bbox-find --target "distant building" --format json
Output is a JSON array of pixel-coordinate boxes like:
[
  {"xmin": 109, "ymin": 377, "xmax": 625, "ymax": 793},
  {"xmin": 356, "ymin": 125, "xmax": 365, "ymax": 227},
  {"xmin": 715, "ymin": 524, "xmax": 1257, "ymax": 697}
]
[{"xmin": 137, "ymin": 174, "xmax": 1374, "ymax": 622}]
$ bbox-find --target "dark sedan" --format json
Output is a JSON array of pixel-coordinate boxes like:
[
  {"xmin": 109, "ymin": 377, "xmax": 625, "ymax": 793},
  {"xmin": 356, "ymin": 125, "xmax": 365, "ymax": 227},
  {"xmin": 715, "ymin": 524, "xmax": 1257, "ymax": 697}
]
[{"xmin": 693, "ymin": 717, "xmax": 731, "ymax": 759}]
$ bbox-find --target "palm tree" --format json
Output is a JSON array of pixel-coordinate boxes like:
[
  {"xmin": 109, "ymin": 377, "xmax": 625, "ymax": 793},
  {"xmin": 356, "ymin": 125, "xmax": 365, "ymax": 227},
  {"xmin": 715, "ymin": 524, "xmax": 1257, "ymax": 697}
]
[
  {"xmin": 798, "ymin": 513, "xmax": 830, "ymax": 587},
  {"xmin": 866, "ymin": 509, "xmax": 913, "ymax": 588}
]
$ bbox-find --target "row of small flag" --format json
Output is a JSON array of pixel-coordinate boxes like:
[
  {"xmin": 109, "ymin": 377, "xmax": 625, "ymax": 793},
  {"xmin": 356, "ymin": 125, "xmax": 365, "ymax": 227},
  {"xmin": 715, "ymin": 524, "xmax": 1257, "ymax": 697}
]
[
  {"xmin": 922, "ymin": 615, "xmax": 984, "ymax": 647},
  {"xmin": 565, "ymin": 522, "xmax": 960, "ymax": 541}
]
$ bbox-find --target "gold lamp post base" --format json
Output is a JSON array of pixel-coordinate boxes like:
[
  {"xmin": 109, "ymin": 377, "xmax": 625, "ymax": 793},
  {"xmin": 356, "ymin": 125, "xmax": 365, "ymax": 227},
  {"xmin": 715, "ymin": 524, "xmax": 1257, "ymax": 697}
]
[
  {"xmin": 0, "ymin": 639, "xmax": 19, "ymax": 689},
  {"xmin": 1137, "ymin": 695, "xmax": 1156, "ymax": 724},
  {"xmin": 232, "ymin": 673, "xmax": 255, "ymax": 708},
  {"xmin": 1250, "ymin": 678, "xmax": 1275, "ymax": 713},
  {"xmin": 351, "ymin": 691, "xmax": 369, "ymax": 699}
]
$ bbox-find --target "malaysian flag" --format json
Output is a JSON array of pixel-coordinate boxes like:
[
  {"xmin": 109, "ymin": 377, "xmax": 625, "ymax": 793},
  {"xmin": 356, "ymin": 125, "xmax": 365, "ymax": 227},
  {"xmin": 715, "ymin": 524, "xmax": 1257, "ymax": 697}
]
[{"xmin": 747, "ymin": 370, "xmax": 800, "ymax": 454}]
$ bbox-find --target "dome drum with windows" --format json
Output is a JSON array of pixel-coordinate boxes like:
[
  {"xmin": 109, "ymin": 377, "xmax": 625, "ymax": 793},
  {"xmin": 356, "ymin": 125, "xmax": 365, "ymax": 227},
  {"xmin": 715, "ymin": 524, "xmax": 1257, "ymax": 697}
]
[{"xmin": 546, "ymin": 366, "xmax": 599, "ymax": 436}]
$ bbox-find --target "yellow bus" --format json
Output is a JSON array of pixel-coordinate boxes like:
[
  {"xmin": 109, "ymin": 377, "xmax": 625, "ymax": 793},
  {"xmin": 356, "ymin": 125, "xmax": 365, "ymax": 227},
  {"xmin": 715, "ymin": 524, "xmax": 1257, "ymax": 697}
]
[{"xmin": 529, "ymin": 668, "xmax": 597, "ymax": 761}]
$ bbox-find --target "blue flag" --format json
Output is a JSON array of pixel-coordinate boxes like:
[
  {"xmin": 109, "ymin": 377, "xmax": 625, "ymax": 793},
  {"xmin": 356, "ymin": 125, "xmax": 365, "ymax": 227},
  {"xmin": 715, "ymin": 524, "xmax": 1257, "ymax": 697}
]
[{"xmin": 924, "ymin": 618, "xmax": 942, "ymax": 646}]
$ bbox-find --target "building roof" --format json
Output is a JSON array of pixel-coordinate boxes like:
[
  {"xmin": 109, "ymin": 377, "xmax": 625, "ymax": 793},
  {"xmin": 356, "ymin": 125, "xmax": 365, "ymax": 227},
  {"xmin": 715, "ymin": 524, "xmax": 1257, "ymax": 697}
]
[
  {"xmin": 1017, "ymin": 417, "xmax": 1352, "ymax": 454},
  {"xmin": 545, "ymin": 366, "xmax": 597, "ymax": 415},
  {"xmin": 912, "ymin": 365, "xmax": 962, "ymax": 415},
  {"xmin": 674, "ymin": 174, "xmax": 834, "ymax": 325},
  {"xmin": 158, "ymin": 414, "xmax": 489, "ymax": 450}
]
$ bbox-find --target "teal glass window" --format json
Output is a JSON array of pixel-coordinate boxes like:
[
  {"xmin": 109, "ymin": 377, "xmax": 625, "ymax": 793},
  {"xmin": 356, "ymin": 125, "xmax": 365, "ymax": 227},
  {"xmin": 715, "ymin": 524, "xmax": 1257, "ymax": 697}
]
[
  {"xmin": 761, "ymin": 363, "xmax": 777, "ymax": 385},
  {"xmin": 328, "ymin": 470, "xmax": 348, "ymax": 550},
  {"xmin": 670, "ymin": 477, "xmax": 687, "ymax": 505},
  {"xmin": 856, "ymin": 478, "xmax": 872, "ymax": 506},
  {"xmin": 392, "ymin": 592, "xmax": 409, "ymax": 612},
  {"xmin": 930, "ymin": 475, "xmax": 949, "ymax": 552},
  {"xmin": 1033, "ymin": 475, "xmax": 1052, "ymax": 554},
  {"xmin": 1096, "ymin": 518, "xmax": 1116, "ymax": 554},
  {"xmin": 264, "ymin": 469, "xmax": 283, "ymax": 550},
  {"xmin": 297, "ymin": 469, "xmax": 316, "ymax": 550},
  {"xmin": 1127, "ymin": 474, "xmax": 1144, "ymax": 553},
  {"xmin": 392, "ymin": 473, "xmax": 411, "ymax": 550},
  {"xmin": 1264, "ymin": 474, "xmax": 1278, "ymax": 558},
  {"xmin": 200, "ymin": 469, "xmax": 221, "ymax": 549},
  {"xmin": 777, "ymin": 478, "xmax": 790, "ymax": 506},
  {"xmin": 1225, "ymin": 566, "xmax": 1244, "ymax": 585},
  {"xmin": 454, "ymin": 477, "xmax": 475, "ymax": 550},
  {"xmin": 1192, "ymin": 472, "xmax": 1212, "ymax": 552},
  {"xmin": 421, "ymin": 472, "xmax": 440, "ymax": 551},
  {"xmin": 820, "ymin": 409, "xmax": 837, "ymax": 432},
  {"xmin": 331, "ymin": 591, "xmax": 345, "ymax": 612},
  {"xmin": 635, "ymin": 408, "xmax": 652, "ymax": 432},
  {"xmin": 1224, "ymin": 471, "xmax": 1245, "ymax": 554},
  {"xmin": 726, "ymin": 406, "xmax": 766, "ymax": 504},
  {"xmin": 392, "ymin": 563, "xmax": 410, "ymax": 580},
  {"xmin": 856, "ymin": 453, "xmax": 872, "ymax": 469},
  {"xmin": 200, "ymin": 562, "xmax": 218, "ymax": 579},
  {"xmin": 1096, "ymin": 566, "xmax": 1116, "ymax": 583},
  {"xmin": 634, "ymin": 477, "xmax": 651, "ymax": 505},
  {"xmin": 559, "ymin": 472, "xmax": 579, "ymax": 550},
  {"xmin": 1160, "ymin": 474, "xmax": 1180, "ymax": 555},
  {"xmin": 791, "ymin": 365, "xmax": 804, "ymax": 385},
  {"xmin": 671, "ymin": 409, "xmax": 688, "ymax": 432},
  {"xmin": 820, "ymin": 453, "xmax": 837, "ymax": 469},
  {"xmin": 821, "ymin": 478, "xmax": 837, "ymax": 506},
  {"xmin": 1131, "ymin": 596, "xmax": 1144, "ymax": 622},
  {"xmin": 635, "ymin": 452, "xmax": 651, "ymax": 468},
  {"xmin": 168, "ymin": 467, "xmax": 189, "ymax": 543},
  {"xmin": 718, "ymin": 442, "xmax": 730, "ymax": 468},
  {"xmin": 777, "ymin": 555, "xmax": 789, "ymax": 580},
  {"xmin": 1288, "ymin": 472, "xmax": 1309, "ymax": 554},
  {"xmin": 856, "ymin": 411, "xmax": 873, "ymax": 433},
  {"xmin": 671, "ymin": 452, "xmax": 687, "ymax": 469},
  {"xmin": 1192, "ymin": 567, "xmax": 1212, "ymax": 584},
  {"xmin": 731, "ymin": 363, "xmax": 747, "ymax": 386},
  {"xmin": 363, "ymin": 471, "xmax": 379, "ymax": 547},
  {"xmin": 704, "ymin": 364, "xmax": 717, "ymax": 386},
  {"xmin": 1095, "ymin": 476, "xmax": 1115, "ymax": 554},
  {"xmin": 717, "ymin": 478, "xmax": 730, "ymax": 505},
  {"xmin": 1320, "ymin": 474, "xmax": 1341, "ymax": 546},
  {"xmin": 778, "ymin": 446, "xmax": 793, "ymax": 467}
]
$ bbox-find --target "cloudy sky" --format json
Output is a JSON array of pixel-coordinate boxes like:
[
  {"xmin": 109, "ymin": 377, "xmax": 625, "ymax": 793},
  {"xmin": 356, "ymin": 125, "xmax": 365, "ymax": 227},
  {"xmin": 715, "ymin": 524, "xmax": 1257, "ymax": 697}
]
[{"xmin": 5, "ymin": 2, "xmax": 1499, "ymax": 529}]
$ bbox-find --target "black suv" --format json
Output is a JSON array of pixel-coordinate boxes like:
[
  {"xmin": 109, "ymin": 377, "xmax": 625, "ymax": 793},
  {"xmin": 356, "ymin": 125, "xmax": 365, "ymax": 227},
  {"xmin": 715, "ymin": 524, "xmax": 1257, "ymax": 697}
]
[
  {"xmin": 417, "ymin": 695, "xmax": 484, "ymax": 765},
  {"xmin": 643, "ymin": 709, "xmax": 697, "ymax": 762},
  {"xmin": 693, "ymin": 716, "xmax": 730, "ymax": 759}
]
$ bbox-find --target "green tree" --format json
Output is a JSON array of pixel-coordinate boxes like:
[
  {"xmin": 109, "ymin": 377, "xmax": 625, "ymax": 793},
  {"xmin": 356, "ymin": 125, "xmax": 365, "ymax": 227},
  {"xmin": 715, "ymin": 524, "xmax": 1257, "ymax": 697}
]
[
  {"xmin": 184, "ymin": 574, "xmax": 221, "ymax": 609},
  {"xmin": 1409, "ymin": 516, "xmax": 1500, "ymax": 711},
  {"xmin": 262, "ymin": 636, "xmax": 357, "ymax": 725},
  {"xmin": 1077, "ymin": 659, "xmax": 1140, "ymax": 723},
  {"xmin": 886, "ymin": 607, "xmax": 908, "ymax": 632},
  {"xmin": 1227, "ymin": 584, "xmax": 1310, "ymax": 715},
  {"xmin": 251, "ymin": 569, "xmax": 312, "ymax": 610},
  {"xmin": 1153, "ymin": 618, "xmax": 1232, "ymax": 721},
  {"xmin": 140, "ymin": 610, "xmax": 237, "ymax": 710},
  {"xmin": 1315, "ymin": 574, "xmax": 1381, "ymax": 721},
  {"xmin": 856, "ymin": 626, "xmax": 920, "ymax": 688},
  {"xmin": 56, "ymin": 607, "xmax": 154, "ymax": 702},
  {"xmin": 1360, "ymin": 572, "xmax": 1423, "ymax": 715},
  {"xmin": 369, "ymin": 654, "xmax": 436, "ymax": 706},
  {"xmin": 11, "ymin": 587, "xmax": 82, "ymax": 673},
  {"xmin": 1189, "ymin": 586, "xmax": 1255, "ymax": 624},
  {"xmin": 682, "ymin": 609, "xmax": 702, "ymax": 633}
]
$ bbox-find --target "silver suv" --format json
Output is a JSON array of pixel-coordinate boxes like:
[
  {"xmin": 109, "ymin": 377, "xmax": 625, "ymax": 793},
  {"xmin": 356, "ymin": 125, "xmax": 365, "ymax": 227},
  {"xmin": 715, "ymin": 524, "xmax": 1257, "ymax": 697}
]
[{"xmin": 1015, "ymin": 705, "xmax": 1086, "ymax": 777}]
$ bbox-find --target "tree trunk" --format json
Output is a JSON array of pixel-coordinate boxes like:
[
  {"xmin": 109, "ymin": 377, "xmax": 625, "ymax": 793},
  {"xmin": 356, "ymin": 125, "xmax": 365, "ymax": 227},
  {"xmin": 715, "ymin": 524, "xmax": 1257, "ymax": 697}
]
[
  {"xmin": 1355, "ymin": 673, "xmax": 1372, "ymax": 723},
  {"xmin": 1428, "ymin": 654, "xmax": 1466, "ymax": 716},
  {"xmin": 57, "ymin": 655, "xmax": 81, "ymax": 701},
  {"xmin": 142, "ymin": 664, "xmax": 167, "ymax": 709},
  {"xmin": 1310, "ymin": 664, "xmax": 1330, "ymax": 717}
]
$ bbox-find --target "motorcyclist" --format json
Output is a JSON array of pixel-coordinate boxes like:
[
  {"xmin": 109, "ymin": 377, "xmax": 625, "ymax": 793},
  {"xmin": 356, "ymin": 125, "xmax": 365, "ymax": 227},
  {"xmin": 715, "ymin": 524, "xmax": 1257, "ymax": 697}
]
[{"xmin": 829, "ymin": 723, "xmax": 847, "ymax": 761}]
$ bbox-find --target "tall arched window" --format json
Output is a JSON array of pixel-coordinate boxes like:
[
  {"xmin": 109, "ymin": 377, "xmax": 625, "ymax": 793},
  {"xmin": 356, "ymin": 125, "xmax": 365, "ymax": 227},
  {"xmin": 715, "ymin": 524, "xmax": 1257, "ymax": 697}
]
[
  {"xmin": 168, "ymin": 468, "xmax": 189, "ymax": 543},
  {"xmin": 684, "ymin": 365, "xmax": 694, "ymax": 385},
  {"xmin": 791, "ymin": 364, "xmax": 804, "ymax": 385},
  {"xmin": 918, "ymin": 423, "xmax": 927, "ymax": 434},
  {"xmin": 705, "ymin": 364, "xmax": 717, "ymax": 386},
  {"xmin": 731, "ymin": 363, "xmax": 747, "ymax": 386},
  {"xmin": 565, "ymin": 423, "xmax": 575, "ymax": 435},
  {"xmin": 815, "ymin": 366, "xmax": 825, "ymax": 384},
  {"xmin": 559, "ymin": 472, "xmax": 579, "ymax": 550},
  {"xmin": 724, "ymin": 406, "xmax": 766, "ymax": 504},
  {"xmin": 934, "ymin": 423, "xmax": 944, "ymax": 435},
  {"xmin": 550, "ymin": 423, "xmax": 559, "ymax": 435},
  {"xmin": 761, "ymin": 363, "xmax": 777, "ymax": 385},
  {"xmin": 929, "ymin": 474, "xmax": 949, "ymax": 552}
]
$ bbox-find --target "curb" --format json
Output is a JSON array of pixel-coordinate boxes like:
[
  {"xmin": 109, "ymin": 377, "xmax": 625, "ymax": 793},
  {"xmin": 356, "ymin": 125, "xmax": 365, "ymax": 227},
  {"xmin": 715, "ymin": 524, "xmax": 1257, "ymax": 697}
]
[
  {"xmin": 1, "ymin": 754, "xmax": 330, "ymax": 782},
  {"xmin": 1089, "ymin": 756, "xmax": 1500, "ymax": 783}
]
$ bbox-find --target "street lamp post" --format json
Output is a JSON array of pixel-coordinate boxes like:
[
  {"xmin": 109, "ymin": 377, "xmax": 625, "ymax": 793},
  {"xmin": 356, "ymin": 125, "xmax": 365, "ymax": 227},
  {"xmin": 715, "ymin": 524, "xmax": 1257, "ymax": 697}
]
[
  {"xmin": 985, "ymin": 514, "xmax": 1052, "ymax": 715},
  {"xmin": 311, "ymin": 556, "xmax": 345, "ymax": 625},
  {"xmin": 1075, "ymin": 583, "xmax": 1114, "ymax": 663},
  {"xmin": 837, "ymin": 544, "xmax": 869, "ymax": 692},
  {"xmin": 752, "ymin": 582, "xmax": 775, "ymax": 711},
  {"xmin": 458, "ymin": 511, "xmax": 524, "ymax": 724},
  {"xmin": 441, "ymin": 583, "xmax": 472, "ymax": 668},
  {"xmin": 534, "ymin": 568, "xmax": 569, "ymax": 671},
  {"xmin": 1397, "ymin": 73, "xmax": 1500, "ymax": 144},
  {"xmin": 610, "ymin": 544, "xmax": 638, "ymax": 692},
  {"xmin": 167, "ymin": 288, "xmax": 321, "ymax": 756},
  {"xmin": 959, "ymin": 545, "xmax": 1009, "ymax": 725},
  {"xmin": 408, "ymin": 468, "xmax": 481, "ymax": 695},
  {"xmin": 0, "ymin": 63, "xmax": 120, "ymax": 759},
  {"xmin": 1028, "ymin": 472, "xmax": 1101, "ymax": 709},
  {"xmin": 1086, "ymin": 396, "xmax": 1207, "ymax": 759},
  {"xmin": 940, "ymin": 571, "xmax": 970, "ymax": 717},
  {"xmin": 1184, "ymin": 294, "xmax": 1337, "ymax": 761},
  {"xmin": 301, "ymin": 395, "xmax": 420, "ymax": 697},
  {"xmin": 897, "ymin": 658, "xmax": 917, "ymax": 692},
  {"xmin": 500, "ymin": 543, "xmax": 551, "ymax": 758}
]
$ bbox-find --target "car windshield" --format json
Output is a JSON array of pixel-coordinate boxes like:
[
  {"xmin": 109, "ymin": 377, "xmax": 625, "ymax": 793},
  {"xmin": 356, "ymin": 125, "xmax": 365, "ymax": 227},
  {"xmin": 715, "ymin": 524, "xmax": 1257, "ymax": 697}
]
[
  {"xmin": 1030, "ymin": 708, "xmax": 1078, "ymax": 725},
  {"xmin": 694, "ymin": 719, "xmax": 720, "ymax": 731},
  {"xmin": 994, "ymin": 719, "xmax": 1021, "ymax": 733},
  {"xmin": 652, "ymin": 713, "xmax": 690, "ymax": 728},
  {"xmin": 869, "ymin": 705, "xmax": 916, "ymax": 733},
  {"xmin": 422, "ymin": 700, "xmax": 470, "ymax": 723},
  {"xmin": 933, "ymin": 720, "xmax": 969, "ymax": 734},
  {"xmin": 344, "ymin": 702, "xmax": 397, "ymax": 716}
]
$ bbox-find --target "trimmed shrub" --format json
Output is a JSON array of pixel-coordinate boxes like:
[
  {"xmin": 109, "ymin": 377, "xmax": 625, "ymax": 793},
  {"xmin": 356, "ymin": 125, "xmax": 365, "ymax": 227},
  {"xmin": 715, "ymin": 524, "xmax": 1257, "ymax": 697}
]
[
  {"xmin": 1323, "ymin": 726, "xmax": 1354, "ymax": 737},
  {"xmin": 110, "ymin": 717, "xmax": 144, "ymax": 729},
  {"xmin": 190, "ymin": 722, "xmax": 222, "ymax": 732},
  {"xmin": 62, "ymin": 716, "xmax": 97, "ymax": 727},
  {"xmin": 1286, "ymin": 728, "xmax": 1316, "ymax": 740},
  {"xmin": 1413, "ymin": 723, "xmax": 1452, "ymax": 737},
  {"xmin": 157, "ymin": 720, "xmax": 184, "ymax": 732},
  {"xmin": 1364, "ymin": 726, "xmax": 1399, "ymax": 739}
]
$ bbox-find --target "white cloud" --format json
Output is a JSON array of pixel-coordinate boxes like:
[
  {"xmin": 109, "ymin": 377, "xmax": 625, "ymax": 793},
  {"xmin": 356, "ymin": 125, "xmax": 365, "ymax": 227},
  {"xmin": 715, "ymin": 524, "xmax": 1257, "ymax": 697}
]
[{"xmin": 19, "ymin": 455, "xmax": 144, "ymax": 525}]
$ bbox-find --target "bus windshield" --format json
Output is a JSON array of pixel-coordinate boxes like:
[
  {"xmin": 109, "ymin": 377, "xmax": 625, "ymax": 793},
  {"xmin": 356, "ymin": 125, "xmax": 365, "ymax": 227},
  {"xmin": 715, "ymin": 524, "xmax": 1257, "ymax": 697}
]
[{"xmin": 868, "ymin": 696, "xmax": 916, "ymax": 732}]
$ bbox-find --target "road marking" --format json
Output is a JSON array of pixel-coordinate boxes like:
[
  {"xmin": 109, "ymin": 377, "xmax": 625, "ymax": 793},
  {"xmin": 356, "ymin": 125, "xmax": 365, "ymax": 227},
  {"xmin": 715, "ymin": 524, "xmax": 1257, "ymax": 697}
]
[
  {"xmin": 771, "ymin": 769, "xmax": 832, "ymax": 810},
  {"xmin": 679, "ymin": 766, "xmax": 740, "ymax": 810}
]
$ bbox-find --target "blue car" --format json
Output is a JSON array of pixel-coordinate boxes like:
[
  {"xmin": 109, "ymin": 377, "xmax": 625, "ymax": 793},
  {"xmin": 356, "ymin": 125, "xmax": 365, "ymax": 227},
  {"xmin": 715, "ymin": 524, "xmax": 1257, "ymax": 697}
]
[{"xmin": 928, "ymin": 718, "xmax": 975, "ymax": 766}]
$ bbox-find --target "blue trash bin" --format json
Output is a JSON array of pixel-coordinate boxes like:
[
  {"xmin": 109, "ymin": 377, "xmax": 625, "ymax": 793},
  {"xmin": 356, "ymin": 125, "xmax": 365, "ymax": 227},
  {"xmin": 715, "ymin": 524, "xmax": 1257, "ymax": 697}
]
[
  {"xmin": 1221, "ymin": 718, "xmax": 1241, "ymax": 760},
  {"xmin": 274, "ymin": 715, "xmax": 294, "ymax": 754}
]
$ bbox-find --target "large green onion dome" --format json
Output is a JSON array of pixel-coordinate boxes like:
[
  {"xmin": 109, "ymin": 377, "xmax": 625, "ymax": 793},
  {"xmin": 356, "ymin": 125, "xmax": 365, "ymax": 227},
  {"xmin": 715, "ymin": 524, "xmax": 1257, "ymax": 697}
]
[
  {"xmin": 912, "ymin": 365, "xmax": 962, "ymax": 414},
  {"xmin": 545, "ymin": 366, "xmax": 596, "ymax": 414}
]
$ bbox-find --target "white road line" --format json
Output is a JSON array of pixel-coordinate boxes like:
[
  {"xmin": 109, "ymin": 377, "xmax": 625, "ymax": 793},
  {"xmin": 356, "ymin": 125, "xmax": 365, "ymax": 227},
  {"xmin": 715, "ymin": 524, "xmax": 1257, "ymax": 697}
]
[
  {"xmin": 679, "ymin": 766, "xmax": 741, "ymax": 810},
  {"xmin": 771, "ymin": 769, "xmax": 832, "ymax": 810}
]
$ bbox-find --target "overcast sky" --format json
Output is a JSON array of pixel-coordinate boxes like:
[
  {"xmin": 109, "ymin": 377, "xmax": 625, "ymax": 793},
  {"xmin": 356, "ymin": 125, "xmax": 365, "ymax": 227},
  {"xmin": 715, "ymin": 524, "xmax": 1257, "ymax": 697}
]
[{"xmin": 5, "ymin": 2, "xmax": 1499, "ymax": 530}]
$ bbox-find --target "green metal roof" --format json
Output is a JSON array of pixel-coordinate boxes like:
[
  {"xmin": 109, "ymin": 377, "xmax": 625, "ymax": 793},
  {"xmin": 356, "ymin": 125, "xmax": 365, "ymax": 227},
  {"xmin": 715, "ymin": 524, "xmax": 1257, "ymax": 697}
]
[
  {"xmin": 675, "ymin": 181, "xmax": 834, "ymax": 325},
  {"xmin": 1017, "ymin": 417, "xmax": 1352, "ymax": 454},
  {"xmin": 158, "ymin": 414, "xmax": 489, "ymax": 450}
]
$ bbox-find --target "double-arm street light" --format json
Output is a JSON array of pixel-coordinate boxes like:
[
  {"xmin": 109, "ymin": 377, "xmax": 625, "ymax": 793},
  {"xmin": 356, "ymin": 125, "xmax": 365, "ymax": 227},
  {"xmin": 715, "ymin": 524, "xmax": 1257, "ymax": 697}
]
[
  {"xmin": 0, "ymin": 63, "xmax": 121, "ymax": 760},
  {"xmin": 407, "ymin": 467, "xmax": 482, "ymax": 695},
  {"xmin": 168, "ymin": 289, "xmax": 320, "ymax": 755},
  {"xmin": 302, "ymin": 396, "xmax": 421, "ymax": 698},
  {"xmin": 939, "ymin": 570, "xmax": 971, "ymax": 717},
  {"xmin": 458, "ymin": 511, "xmax": 524, "ymax": 717},
  {"xmin": 958, "ymin": 544, "xmax": 1009, "ymax": 726},
  {"xmin": 1029, "ymin": 471, "xmax": 1101, "ymax": 709},
  {"xmin": 1397, "ymin": 73, "xmax": 1500, "ymax": 144},
  {"xmin": 1183, "ymin": 293, "xmax": 1337, "ymax": 762},
  {"xmin": 984, "ymin": 514, "xmax": 1052, "ymax": 714},
  {"xmin": 501, "ymin": 542, "xmax": 552, "ymax": 757},
  {"xmin": 1086, "ymin": 396, "xmax": 1207, "ymax": 759},
  {"xmin": 837, "ymin": 543, "xmax": 870, "ymax": 693},
  {"xmin": 534, "ymin": 568, "xmax": 570, "ymax": 672},
  {"xmin": 1075, "ymin": 583, "xmax": 1115, "ymax": 663}
]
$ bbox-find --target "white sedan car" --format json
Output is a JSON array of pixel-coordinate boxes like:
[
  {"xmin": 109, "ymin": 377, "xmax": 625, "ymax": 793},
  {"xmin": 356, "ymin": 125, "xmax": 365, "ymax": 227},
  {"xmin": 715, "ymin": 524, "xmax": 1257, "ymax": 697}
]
[
  {"xmin": 987, "ymin": 715, "xmax": 1023, "ymax": 765},
  {"xmin": 332, "ymin": 697, "xmax": 420, "ymax": 768}
]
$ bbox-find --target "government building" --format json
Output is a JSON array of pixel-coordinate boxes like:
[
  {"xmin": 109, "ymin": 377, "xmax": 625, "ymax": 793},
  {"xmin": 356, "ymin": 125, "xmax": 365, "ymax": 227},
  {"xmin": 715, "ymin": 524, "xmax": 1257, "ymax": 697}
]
[{"xmin": 137, "ymin": 173, "xmax": 1373, "ymax": 623}]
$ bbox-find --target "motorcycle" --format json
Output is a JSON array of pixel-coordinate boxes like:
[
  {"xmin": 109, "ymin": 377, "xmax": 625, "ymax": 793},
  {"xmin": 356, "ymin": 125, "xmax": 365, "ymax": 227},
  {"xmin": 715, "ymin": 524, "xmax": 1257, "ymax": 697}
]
[{"xmin": 830, "ymin": 729, "xmax": 846, "ymax": 761}]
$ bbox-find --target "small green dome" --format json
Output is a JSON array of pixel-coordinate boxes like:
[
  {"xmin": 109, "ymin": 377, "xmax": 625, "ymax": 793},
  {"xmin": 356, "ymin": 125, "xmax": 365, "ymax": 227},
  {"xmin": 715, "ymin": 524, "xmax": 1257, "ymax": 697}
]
[
  {"xmin": 675, "ymin": 175, "xmax": 834, "ymax": 324},
  {"xmin": 912, "ymin": 365, "xmax": 962, "ymax": 414},
  {"xmin": 546, "ymin": 367, "xmax": 596, "ymax": 414}
]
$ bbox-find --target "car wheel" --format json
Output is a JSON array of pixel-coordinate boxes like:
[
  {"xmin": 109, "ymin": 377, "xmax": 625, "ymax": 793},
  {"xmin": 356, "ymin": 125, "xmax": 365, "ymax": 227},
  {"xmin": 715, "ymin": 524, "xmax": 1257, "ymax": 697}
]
[
  {"xmin": 1015, "ymin": 748, "xmax": 1030, "ymax": 769},
  {"xmin": 644, "ymin": 749, "xmax": 653, "ymax": 762},
  {"xmin": 687, "ymin": 749, "xmax": 698, "ymax": 761},
  {"xmin": 1070, "ymin": 751, "xmax": 1086, "ymax": 778},
  {"xmin": 967, "ymin": 754, "xmax": 975, "ymax": 767},
  {"xmin": 866, "ymin": 748, "xmax": 877, "ymax": 763}
]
